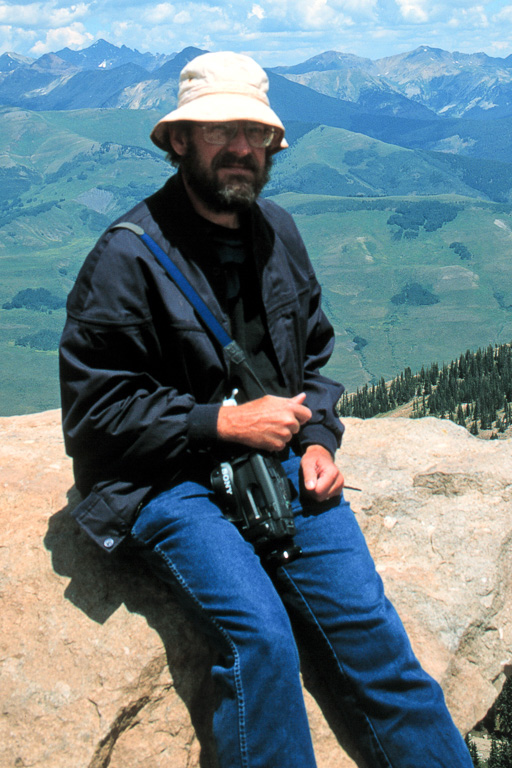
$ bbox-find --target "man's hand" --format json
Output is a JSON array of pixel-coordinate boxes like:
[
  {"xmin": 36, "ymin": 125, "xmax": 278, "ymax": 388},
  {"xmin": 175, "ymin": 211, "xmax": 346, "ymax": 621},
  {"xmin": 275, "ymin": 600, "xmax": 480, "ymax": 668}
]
[
  {"xmin": 217, "ymin": 393, "xmax": 312, "ymax": 452},
  {"xmin": 300, "ymin": 444, "xmax": 344, "ymax": 502}
]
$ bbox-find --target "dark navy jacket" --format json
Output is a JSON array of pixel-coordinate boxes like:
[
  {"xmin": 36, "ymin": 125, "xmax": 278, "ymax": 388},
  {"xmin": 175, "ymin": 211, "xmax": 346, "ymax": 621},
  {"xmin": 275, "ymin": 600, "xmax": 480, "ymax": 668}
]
[{"xmin": 59, "ymin": 174, "xmax": 344, "ymax": 552}]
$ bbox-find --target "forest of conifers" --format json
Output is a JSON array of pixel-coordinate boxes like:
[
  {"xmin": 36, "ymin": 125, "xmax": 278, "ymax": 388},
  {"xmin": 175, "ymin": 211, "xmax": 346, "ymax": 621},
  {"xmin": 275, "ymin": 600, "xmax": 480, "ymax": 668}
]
[{"xmin": 337, "ymin": 343, "xmax": 512, "ymax": 437}]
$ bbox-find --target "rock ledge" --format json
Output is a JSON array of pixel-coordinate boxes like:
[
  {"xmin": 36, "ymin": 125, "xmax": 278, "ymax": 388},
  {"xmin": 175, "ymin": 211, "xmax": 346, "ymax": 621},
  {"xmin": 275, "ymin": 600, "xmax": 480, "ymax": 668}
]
[{"xmin": 1, "ymin": 411, "xmax": 511, "ymax": 767}]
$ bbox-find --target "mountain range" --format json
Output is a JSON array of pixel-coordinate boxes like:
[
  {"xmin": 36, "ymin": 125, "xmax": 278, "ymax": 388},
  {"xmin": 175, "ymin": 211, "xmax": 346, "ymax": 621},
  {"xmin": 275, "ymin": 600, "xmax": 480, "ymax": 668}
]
[
  {"xmin": 0, "ymin": 38, "xmax": 174, "ymax": 74},
  {"xmin": 4, "ymin": 41, "xmax": 512, "ymax": 121},
  {"xmin": 272, "ymin": 46, "xmax": 512, "ymax": 120},
  {"xmin": 4, "ymin": 41, "xmax": 512, "ymax": 168},
  {"xmin": 2, "ymin": 41, "xmax": 512, "ymax": 416}
]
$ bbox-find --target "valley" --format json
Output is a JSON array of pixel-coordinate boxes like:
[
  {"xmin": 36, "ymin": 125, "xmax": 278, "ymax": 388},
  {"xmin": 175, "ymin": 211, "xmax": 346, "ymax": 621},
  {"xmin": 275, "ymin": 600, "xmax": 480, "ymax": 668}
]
[{"xmin": 1, "ymin": 42, "xmax": 512, "ymax": 416}]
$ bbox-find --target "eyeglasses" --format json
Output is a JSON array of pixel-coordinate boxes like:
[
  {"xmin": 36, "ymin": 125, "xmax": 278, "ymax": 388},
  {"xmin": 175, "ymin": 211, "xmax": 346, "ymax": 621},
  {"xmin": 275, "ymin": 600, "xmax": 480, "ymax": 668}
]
[{"xmin": 200, "ymin": 121, "xmax": 276, "ymax": 149}]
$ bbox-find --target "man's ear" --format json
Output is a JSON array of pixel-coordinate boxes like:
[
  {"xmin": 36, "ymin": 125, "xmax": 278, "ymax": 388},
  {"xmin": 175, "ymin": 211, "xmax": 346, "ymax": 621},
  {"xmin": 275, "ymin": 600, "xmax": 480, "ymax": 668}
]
[{"xmin": 168, "ymin": 124, "xmax": 189, "ymax": 157}]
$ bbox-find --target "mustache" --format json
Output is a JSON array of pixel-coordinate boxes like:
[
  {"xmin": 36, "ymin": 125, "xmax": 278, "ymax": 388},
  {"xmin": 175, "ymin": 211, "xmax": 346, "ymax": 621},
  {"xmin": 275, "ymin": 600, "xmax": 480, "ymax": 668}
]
[{"xmin": 212, "ymin": 151, "xmax": 260, "ymax": 173}]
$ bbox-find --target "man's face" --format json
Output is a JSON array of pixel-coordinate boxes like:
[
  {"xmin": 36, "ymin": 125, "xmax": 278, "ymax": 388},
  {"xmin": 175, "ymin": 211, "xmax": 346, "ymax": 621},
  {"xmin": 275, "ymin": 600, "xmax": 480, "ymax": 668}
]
[{"xmin": 175, "ymin": 122, "xmax": 273, "ymax": 214}]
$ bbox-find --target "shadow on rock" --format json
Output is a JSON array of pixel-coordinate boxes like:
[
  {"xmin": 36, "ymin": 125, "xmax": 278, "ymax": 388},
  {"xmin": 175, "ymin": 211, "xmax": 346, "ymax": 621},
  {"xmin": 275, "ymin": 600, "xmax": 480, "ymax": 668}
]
[{"xmin": 44, "ymin": 487, "xmax": 218, "ymax": 768}]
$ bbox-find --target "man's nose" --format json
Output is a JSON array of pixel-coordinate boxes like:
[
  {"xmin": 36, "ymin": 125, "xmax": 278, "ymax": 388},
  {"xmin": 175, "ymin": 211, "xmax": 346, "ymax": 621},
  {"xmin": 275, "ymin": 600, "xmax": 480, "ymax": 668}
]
[{"xmin": 226, "ymin": 124, "xmax": 252, "ymax": 154}]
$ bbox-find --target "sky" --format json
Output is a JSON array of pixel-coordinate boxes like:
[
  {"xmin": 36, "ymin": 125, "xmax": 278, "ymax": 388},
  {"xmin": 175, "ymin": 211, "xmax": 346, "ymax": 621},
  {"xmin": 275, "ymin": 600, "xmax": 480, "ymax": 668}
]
[{"xmin": 3, "ymin": 0, "xmax": 512, "ymax": 67}]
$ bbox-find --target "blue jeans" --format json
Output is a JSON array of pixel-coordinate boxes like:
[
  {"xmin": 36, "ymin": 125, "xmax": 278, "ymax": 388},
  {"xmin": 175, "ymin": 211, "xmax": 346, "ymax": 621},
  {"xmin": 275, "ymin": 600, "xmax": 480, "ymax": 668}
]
[{"xmin": 130, "ymin": 452, "xmax": 472, "ymax": 768}]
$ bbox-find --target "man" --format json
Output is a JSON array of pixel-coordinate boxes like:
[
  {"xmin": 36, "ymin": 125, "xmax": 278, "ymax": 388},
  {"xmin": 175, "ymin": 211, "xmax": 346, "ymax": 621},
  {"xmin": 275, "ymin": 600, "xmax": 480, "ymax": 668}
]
[{"xmin": 60, "ymin": 51, "xmax": 472, "ymax": 767}]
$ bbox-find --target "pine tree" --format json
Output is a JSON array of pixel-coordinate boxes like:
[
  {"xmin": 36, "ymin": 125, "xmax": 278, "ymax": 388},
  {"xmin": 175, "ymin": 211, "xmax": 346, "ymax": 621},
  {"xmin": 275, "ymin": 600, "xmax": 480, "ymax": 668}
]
[
  {"xmin": 464, "ymin": 734, "xmax": 481, "ymax": 767},
  {"xmin": 487, "ymin": 736, "xmax": 512, "ymax": 768},
  {"xmin": 487, "ymin": 678, "xmax": 512, "ymax": 768},
  {"xmin": 456, "ymin": 404, "xmax": 466, "ymax": 427},
  {"xmin": 488, "ymin": 737, "xmax": 501, "ymax": 768},
  {"xmin": 496, "ymin": 677, "xmax": 512, "ymax": 742}
]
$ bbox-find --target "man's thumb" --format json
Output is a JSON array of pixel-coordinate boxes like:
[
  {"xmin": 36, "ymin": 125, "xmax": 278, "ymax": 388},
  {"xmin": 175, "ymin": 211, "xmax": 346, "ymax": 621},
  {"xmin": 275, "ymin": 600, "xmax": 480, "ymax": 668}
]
[{"xmin": 302, "ymin": 461, "xmax": 317, "ymax": 491}]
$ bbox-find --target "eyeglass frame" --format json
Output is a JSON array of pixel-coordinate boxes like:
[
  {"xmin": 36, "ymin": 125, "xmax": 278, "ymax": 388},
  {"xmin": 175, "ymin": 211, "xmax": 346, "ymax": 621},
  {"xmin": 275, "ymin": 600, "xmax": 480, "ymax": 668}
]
[{"xmin": 199, "ymin": 121, "xmax": 277, "ymax": 149}]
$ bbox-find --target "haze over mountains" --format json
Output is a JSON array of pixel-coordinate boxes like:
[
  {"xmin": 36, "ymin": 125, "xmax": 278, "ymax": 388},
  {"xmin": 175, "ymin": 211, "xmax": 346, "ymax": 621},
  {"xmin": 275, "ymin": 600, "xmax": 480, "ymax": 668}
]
[
  {"xmin": 4, "ymin": 39, "xmax": 512, "ymax": 120},
  {"xmin": 1, "ymin": 40, "xmax": 512, "ymax": 416}
]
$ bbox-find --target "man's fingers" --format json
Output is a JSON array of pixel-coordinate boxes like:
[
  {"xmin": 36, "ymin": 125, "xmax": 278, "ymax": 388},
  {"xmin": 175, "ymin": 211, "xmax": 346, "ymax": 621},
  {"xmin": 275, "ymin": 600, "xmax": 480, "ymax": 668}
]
[
  {"xmin": 316, "ymin": 470, "xmax": 344, "ymax": 499},
  {"xmin": 300, "ymin": 445, "xmax": 344, "ymax": 501},
  {"xmin": 217, "ymin": 393, "xmax": 311, "ymax": 451},
  {"xmin": 289, "ymin": 393, "xmax": 312, "ymax": 425},
  {"xmin": 301, "ymin": 461, "xmax": 317, "ymax": 491}
]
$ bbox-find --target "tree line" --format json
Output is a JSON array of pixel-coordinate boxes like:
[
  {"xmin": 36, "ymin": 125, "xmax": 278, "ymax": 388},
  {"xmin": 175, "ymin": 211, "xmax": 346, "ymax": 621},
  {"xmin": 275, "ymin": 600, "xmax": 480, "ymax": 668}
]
[
  {"xmin": 466, "ymin": 675, "xmax": 512, "ymax": 767},
  {"xmin": 337, "ymin": 343, "xmax": 512, "ymax": 437}
]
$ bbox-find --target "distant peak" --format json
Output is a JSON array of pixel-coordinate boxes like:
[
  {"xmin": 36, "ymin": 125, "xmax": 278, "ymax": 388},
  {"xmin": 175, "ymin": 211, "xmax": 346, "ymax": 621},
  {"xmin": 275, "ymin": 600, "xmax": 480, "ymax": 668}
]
[
  {"xmin": 0, "ymin": 51, "xmax": 32, "ymax": 62},
  {"xmin": 179, "ymin": 45, "xmax": 208, "ymax": 56},
  {"xmin": 90, "ymin": 39, "xmax": 117, "ymax": 49},
  {"xmin": 271, "ymin": 49, "xmax": 372, "ymax": 75},
  {"xmin": 410, "ymin": 45, "xmax": 446, "ymax": 56},
  {"xmin": 153, "ymin": 46, "xmax": 208, "ymax": 79},
  {"xmin": 0, "ymin": 51, "xmax": 34, "ymax": 71},
  {"xmin": 171, "ymin": 46, "xmax": 209, "ymax": 64}
]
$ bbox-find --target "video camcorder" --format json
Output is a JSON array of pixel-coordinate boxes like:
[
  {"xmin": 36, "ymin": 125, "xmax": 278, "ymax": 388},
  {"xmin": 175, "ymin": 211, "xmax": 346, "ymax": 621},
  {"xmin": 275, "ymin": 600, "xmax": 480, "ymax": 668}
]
[{"xmin": 210, "ymin": 452, "xmax": 302, "ymax": 567}]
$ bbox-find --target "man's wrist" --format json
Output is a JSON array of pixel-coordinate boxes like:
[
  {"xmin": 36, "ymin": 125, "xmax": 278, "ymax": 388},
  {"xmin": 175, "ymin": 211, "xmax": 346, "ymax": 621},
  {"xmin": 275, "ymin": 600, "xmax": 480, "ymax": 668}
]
[
  {"xmin": 302, "ymin": 443, "xmax": 334, "ymax": 460},
  {"xmin": 217, "ymin": 404, "xmax": 238, "ymax": 442}
]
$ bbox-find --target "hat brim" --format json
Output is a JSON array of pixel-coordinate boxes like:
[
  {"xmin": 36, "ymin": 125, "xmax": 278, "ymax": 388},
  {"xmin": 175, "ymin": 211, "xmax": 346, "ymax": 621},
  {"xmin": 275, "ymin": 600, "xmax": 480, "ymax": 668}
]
[{"xmin": 150, "ymin": 92, "xmax": 287, "ymax": 154}]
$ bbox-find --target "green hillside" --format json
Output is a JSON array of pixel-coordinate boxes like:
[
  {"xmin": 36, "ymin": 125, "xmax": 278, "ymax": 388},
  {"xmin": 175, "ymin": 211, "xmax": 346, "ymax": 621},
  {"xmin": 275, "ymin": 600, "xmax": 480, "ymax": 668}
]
[
  {"xmin": 0, "ymin": 107, "xmax": 170, "ymax": 415},
  {"xmin": 282, "ymin": 193, "xmax": 512, "ymax": 390},
  {"xmin": 2, "ymin": 108, "xmax": 512, "ymax": 415},
  {"xmin": 268, "ymin": 124, "xmax": 512, "ymax": 201}
]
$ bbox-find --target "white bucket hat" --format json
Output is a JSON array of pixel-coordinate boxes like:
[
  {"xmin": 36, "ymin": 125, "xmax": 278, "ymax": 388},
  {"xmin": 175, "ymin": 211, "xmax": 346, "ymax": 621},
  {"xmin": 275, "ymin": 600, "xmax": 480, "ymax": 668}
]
[{"xmin": 150, "ymin": 51, "xmax": 288, "ymax": 155}]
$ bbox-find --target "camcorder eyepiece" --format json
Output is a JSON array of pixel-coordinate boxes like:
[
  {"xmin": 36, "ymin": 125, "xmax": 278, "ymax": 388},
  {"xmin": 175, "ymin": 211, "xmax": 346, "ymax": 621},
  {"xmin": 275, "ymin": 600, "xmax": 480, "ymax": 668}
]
[{"xmin": 211, "ymin": 452, "xmax": 302, "ymax": 567}]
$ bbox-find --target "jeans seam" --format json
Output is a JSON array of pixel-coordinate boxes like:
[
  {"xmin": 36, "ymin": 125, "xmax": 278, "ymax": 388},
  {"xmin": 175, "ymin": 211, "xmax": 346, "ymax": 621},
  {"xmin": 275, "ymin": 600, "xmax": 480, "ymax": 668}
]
[
  {"xmin": 279, "ymin": 566, "xmax": 394, "ymax": 768},
  {"xmin": 148, "ymin": 541, "xmax": 250, "ymax": 768}
]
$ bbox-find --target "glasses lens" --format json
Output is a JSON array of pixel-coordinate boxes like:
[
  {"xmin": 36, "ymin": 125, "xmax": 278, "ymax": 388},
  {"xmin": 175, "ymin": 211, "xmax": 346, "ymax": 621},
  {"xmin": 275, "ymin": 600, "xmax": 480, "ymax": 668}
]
[
  {"xmin": 201, "ymin": 122, "xmax": 276, "ymax": 148},
  {"xmin": 201, "ymin": 122, "xmax": 238, "ymax": 145},
  {"xmin": 245, "ymin": 122, "xmax": 276, "ymax": 148}
]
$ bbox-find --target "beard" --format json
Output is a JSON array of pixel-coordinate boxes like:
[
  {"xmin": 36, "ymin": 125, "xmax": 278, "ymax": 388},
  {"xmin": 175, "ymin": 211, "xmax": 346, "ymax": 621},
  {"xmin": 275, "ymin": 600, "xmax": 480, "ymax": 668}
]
[{"xmin": 179, "ymin": 141, "xmax": 273, "ymax": 213}]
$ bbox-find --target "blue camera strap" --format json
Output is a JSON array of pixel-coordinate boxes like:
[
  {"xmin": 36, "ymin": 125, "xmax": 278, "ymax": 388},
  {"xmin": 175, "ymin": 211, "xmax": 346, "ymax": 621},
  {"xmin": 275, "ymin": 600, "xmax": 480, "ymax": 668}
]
[{"xmin": 112, "ymin": 221, "xmax": 264, "ymax": 390}]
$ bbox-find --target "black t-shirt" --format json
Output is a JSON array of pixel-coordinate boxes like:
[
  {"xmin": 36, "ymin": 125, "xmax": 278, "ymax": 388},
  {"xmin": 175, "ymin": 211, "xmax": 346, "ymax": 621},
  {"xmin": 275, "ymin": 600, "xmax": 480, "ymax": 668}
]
[{"xmin": 209, "ymin": 221, "xmax": 288, "ymax": 401}]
